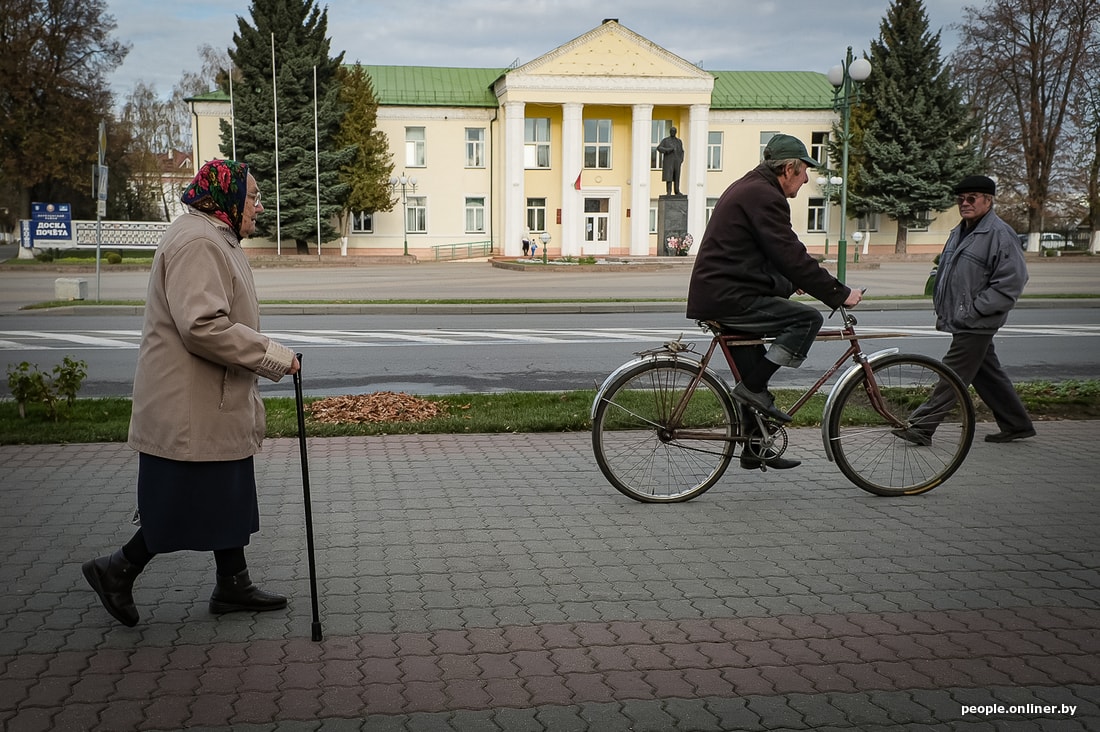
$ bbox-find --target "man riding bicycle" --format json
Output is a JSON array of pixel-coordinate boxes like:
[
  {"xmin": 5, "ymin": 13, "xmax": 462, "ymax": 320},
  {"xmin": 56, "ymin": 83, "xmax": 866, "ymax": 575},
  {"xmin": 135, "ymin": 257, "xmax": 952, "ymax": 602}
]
[{"xmin": 686, "ymin": 133, "xmax": 862, "ymax": 469}]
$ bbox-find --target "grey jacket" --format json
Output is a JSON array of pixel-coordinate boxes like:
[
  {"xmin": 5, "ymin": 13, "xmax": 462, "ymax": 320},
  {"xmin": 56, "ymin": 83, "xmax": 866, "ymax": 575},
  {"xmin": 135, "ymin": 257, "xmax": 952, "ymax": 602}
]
[
  {"xmin": 932, "ymin": 208, "xmax": 1028, "ymax": 334},
  {"xmin": 128, "ymin": 209, "xmax": 295, "ymax": 461}
]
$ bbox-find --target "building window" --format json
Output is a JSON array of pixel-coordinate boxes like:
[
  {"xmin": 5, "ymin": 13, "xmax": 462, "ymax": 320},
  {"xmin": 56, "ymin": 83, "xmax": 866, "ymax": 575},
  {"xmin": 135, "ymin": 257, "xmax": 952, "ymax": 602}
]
[
  {"xmin": 465, "ymin": 128, "xmax": 485, "ymax": 168},
  {"xmin": 405, "ymin": 127, "xmax": 425, "ymax": 167},
  {"xmin": 465, "ymin": 196, "xmax": 486, "ymax": 233},
  {"xmin": 584, "ymin": 119, "xmax": 612, "ymax": 169},
  {"xmin": 857, "ymin": 213, "xmax": 880, "ymax": 232},
  {"xmin": 649, "ymin": 199, "xmax": 658, "ymax": 233},
  {"xmin": 707, "ymin": 131, "xmax": 723, "ymax": 171},
  {"xmin": 351, "ymin": 211, "xmax": 373, "ymax": 233},
  {"xmin": 706, "ymin": 197, "xmax": 718, "ymax": 226},
  {"xmin": 807, "ymin": 197, "xmax": 826, "ymax": 232},
  {"xmin": 650, "ymin": 119, "xmax": 672, "ymax": 169},
  {"xmin": 526, "ymin": 197, "xmax": 546, "ymax": 232},
  {"xmin": 760, "ymin": 131, "xmax": 779, "ymax": 160},
  {"xmin": 406, "ymin": 195, "xmax": 426, "ymax": 233},
  {"xmin": 907, "ymin": 211, "xmax": 930, "ymax": 232},
  {"xmin": 525, "ymin": 118, "xmax": 550, "ymax": 169},
  {"xmin": 811, "ymin": 131, "xmax": 830, "ymax": 168}
]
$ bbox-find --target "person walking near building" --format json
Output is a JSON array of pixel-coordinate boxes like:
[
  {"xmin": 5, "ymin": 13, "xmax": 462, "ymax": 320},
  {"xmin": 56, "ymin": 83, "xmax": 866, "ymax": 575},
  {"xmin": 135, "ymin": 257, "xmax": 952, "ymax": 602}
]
[
  {"xmin": 894, "ymin": 174, "xmax": 1034, "ymax": 446},
  {"xmin": 82, "ymin": 159, "xmax": 300, "ymax": 627}
]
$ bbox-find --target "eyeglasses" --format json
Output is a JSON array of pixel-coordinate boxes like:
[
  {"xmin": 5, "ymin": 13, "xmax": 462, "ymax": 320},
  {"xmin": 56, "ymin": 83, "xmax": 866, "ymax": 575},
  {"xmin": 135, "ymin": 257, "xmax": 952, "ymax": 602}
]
[
  {"xmin": 250, "ymin": 191, "xmax": 262, "ymax": 206},
  {"xmin": 955, "ymin": 194, "xmax": 986, "ymax": 206}
]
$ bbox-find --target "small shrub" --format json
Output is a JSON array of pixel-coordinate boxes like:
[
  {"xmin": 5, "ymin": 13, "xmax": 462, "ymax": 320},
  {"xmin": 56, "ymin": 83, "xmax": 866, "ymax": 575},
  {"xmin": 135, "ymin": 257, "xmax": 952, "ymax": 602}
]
[
  {"xmin": 106, "ymin": 252, "xmax": 123, "ymax": 264},
  {"xmin": 5, "ymin": 356, "xmax": 88, "ymax": 420}
]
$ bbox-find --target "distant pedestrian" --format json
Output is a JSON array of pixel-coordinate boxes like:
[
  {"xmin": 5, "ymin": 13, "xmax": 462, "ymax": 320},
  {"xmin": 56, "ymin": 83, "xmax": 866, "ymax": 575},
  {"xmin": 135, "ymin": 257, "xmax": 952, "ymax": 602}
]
[
  {"xmin": 522, "ymin": 237, "xmax": 530, "ymax": 256},
  {"xmin": 894, "ymin": 174, "xmax": 1034, "ymax": 446},
  {"xmin": 531, "ymin": 242, "xmax": 538, "ymax": 257},
  {"xmin": 82, "ymin": 159, "xmax": 300, "ymax": 627}
]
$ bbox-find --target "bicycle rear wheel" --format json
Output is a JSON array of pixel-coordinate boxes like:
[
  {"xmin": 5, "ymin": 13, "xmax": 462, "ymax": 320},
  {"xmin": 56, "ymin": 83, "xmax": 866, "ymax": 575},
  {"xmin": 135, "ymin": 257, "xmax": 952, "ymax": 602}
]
[
  {"xmin": 828, "ymin": 353, "xmax": 975, "ymax": 496},
  {"xmin": 592, "ymin": 359, "xmax": 738, "ymax": 502}
]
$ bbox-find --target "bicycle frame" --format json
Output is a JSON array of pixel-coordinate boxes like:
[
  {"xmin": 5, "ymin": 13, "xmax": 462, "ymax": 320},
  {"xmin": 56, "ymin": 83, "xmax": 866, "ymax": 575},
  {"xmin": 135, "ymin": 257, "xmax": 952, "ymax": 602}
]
[{"xmin": 662, "ymin": 307, "xmax": 907, "ymax": 460}]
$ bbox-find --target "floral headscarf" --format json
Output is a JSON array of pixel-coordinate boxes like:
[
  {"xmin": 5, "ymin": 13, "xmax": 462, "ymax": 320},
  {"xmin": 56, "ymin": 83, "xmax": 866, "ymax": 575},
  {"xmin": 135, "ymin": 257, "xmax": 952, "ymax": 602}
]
[{"xmin": 180, "ymin": 159, "xmax": 250, "ymax": 239}]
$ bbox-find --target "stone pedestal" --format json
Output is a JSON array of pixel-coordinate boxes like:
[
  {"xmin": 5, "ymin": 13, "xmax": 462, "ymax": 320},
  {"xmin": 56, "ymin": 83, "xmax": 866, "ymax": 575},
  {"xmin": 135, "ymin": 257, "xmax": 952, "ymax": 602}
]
[
  {"xmin": 55, "ymin": 278, "xmax": 88, "ymax": 301},
  {"xmin": 657, "ymin": 195, "xmax": 688, "ymax": 256}
]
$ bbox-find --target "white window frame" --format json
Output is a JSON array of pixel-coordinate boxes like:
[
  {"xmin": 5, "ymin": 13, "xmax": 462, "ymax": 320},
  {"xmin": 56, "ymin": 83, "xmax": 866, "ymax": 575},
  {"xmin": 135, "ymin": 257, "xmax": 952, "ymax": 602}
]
[
  {"xmin": 706, "ymin": 197, "xmax": 719, "ymax": 226},
  {"xmin": 465, "ymin": 128, "xmax": 485, "ymax": 168},
  {"xmin": 807, "ymin": 197, "xmax": 826, "ymax": 233},
  {"xmin": 465, "ymin": 196, "xmax": 486, "ymax": 234},
  {"xmin": 406, "ymin": 195, "xmax": 427, "ymax": 233},
  {"xmin": 811, "ymin": 131, "xmax": 830, "ymax": 168},
  {"xmin": 650, "ymin": 119, "xmax": 672, "ymax": 170},
  {"xmin": 759, "ymin": 131, "xmax": 779, "ymax": 160},
  {"xmin": 351, "ymin": 211, "xmax": 373, "ymax": 233},
  {"xmin": 405, "ymin": 127, "xmax": 426, "ymax": 167},
  {"xmin": 524, "ymin": 118, "xmax": 550, "ymax": 169},
  {"xmin": 526, "ymin": 197, "xmax": 547, "ymax": 232},
  {"xmin": 649, "ymin": 200, "xmax": 658, "ymax": 234},
  {"xmin": 584, "ymin": 119, "xmax": 612, "ymax": 169},
  {"xmin": 707, "ymin": 131, "xmax": 723, "ymax": 171}
]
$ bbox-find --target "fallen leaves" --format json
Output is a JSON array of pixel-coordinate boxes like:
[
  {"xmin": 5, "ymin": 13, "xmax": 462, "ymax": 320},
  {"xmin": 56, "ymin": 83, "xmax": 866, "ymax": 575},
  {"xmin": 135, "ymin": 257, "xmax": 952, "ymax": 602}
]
[{"xmin": 306, "ymin": 392, "xmax": 451, "ymax": 424}]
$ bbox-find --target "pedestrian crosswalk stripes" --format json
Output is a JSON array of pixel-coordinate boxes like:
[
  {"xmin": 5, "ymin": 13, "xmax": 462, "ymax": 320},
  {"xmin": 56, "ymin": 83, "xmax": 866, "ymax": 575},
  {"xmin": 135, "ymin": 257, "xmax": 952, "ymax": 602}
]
[{"xmin": 1, "ymin": 325, "xmax": 1098, "ymax": 351}]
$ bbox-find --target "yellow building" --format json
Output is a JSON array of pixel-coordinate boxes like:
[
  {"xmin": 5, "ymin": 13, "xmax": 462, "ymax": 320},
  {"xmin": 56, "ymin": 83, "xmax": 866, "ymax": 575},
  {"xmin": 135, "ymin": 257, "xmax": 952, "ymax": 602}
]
[{"xmin": 189, "ymin": 20, "xmax": 953, "ymax": 259}]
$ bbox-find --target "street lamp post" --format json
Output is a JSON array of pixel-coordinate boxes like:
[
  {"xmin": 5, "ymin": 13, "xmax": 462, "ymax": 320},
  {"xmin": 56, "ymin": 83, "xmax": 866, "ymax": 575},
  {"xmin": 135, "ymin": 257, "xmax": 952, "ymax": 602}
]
[
  {"xmin": 815, "ymin": 174, "xmax": 843, "ymax": 257},
  {"xmin": 827, "ymin": 47, "xmax": 871, "ymax": 284},
  {"xmin": 539, "ymin": 231, "xmax": 550, "ymax": 265},
  {"xmin": 389, "ymin": 173, "xmax": 418, "ymax": 257}
]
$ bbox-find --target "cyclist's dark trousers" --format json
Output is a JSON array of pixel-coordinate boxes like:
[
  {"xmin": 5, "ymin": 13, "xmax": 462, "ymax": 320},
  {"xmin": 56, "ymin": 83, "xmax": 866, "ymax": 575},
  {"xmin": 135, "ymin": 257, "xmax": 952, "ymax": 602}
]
[
  {"xmin": 713, "ymin": 296, "xmax": 823, "ymax": 368},
  {"xmin": 909, "ymin": 332, "xmax": 1032, "ymax": 434}
]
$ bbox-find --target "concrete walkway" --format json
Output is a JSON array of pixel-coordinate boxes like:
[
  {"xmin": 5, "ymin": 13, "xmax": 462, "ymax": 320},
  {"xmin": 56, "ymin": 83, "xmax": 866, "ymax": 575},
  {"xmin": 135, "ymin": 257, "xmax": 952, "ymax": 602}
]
[{"xmin": 1, "ymin": 421, "xmax": 1098, "ymax": 730}]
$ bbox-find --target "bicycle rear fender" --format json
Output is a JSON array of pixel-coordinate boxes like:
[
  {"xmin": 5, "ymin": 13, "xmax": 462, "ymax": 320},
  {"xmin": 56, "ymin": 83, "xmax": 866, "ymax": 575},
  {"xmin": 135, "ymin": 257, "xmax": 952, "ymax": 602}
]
[
  {"xmin": 820, "ymin": 348, "xmax": 900, "ymax": 462},
  {"xmin": 590, "ymin": 354, "xmax": 727, "ymax": 421}
]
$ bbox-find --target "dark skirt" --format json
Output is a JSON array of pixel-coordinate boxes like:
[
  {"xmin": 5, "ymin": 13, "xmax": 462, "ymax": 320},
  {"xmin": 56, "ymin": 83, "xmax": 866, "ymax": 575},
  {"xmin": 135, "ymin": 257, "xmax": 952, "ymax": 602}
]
[{"xmin": 137, "ymin": 453, "xmax": 259, "ymax": 553}]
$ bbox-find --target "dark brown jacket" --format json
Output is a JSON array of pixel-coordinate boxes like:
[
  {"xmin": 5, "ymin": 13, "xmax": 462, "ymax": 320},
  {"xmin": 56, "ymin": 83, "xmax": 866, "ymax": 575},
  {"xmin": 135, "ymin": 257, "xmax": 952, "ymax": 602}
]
[{"xmin": 687, "ymin": 164, "xmax": 849, "ymax": 318}]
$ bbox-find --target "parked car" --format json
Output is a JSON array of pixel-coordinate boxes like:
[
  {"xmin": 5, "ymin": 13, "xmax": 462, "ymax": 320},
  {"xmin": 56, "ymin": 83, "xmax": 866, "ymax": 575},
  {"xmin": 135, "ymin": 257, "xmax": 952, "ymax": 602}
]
[{"xmin": 1018, "ymin": 232, "xmax": 1070, "ymax": 250}]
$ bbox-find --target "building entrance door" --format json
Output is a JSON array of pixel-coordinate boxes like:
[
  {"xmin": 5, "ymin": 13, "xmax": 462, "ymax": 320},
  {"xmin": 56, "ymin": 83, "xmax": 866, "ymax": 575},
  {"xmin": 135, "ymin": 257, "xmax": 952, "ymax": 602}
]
[{"xmin": 583, "ymin": 197, "xmax": 610, "ymax": 255}]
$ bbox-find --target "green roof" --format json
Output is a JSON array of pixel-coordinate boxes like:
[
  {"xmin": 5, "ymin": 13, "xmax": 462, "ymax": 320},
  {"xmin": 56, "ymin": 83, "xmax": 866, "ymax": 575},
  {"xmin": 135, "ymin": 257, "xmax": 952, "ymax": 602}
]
[
  {"xmin": 709, "ymin": 71, "xmax": 834, "ymax": 110},
  {"xmin": 361, "ymin": 65, "xmax": 504, "ymax": 107}
]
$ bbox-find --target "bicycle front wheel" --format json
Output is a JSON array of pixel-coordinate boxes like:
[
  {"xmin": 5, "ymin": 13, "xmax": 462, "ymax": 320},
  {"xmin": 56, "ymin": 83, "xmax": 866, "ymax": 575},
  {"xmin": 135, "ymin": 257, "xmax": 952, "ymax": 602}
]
[
  {"xmin": 828, "ymin": 354, "xmax": 975, "ymax": 496},
  {"xmin": 592, "ymin": 359, "xmax": 738, "ymax": 502}
]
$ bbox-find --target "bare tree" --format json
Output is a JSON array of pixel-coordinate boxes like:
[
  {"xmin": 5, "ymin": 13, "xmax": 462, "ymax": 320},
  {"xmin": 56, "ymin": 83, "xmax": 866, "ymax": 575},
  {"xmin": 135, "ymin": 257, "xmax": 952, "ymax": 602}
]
[{"xmin": 954, "ymin": 0, "xmax": 1100, "ymax": 249}]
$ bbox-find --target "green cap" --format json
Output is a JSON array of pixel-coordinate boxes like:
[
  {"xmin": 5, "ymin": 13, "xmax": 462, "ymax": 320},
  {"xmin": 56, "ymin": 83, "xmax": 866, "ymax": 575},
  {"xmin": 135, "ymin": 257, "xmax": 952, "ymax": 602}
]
[{"xmin": 763, "ymin": 134, "xmax": 821, "ymax": 168}]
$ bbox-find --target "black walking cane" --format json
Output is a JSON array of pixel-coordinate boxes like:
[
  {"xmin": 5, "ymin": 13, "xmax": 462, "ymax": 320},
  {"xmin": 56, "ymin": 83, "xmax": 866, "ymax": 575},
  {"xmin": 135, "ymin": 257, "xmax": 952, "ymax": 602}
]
[{"xmin": 293, "ymin": 353, "xmax": 323, "ymax": 642}]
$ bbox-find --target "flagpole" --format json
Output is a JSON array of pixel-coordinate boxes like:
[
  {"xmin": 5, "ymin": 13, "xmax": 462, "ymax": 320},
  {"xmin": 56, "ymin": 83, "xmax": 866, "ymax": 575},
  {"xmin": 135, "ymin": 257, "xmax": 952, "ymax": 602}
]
[
  {"xmin": 314, "ymin": 65, "xmax": 321, "ymax": 259},
  {"xmin": 271, "ymin": 32, "xmax": 282, "ymax": 255},
  {"xmin": 228, "ymin": 68, "xmax": 236, "ymax": 160}
]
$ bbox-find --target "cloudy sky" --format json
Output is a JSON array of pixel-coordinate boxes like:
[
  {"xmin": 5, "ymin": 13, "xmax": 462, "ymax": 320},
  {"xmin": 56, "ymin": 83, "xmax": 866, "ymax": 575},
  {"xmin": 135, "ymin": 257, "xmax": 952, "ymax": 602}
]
[{"xmin": 104, "ymin": 0, "xmax": 972, "ymax": 100}]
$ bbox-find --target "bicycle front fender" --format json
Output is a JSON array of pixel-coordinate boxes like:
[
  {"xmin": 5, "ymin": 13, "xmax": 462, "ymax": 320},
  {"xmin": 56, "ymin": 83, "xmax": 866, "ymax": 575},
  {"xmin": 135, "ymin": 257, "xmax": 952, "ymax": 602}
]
[
  {"xmin": 590, "ymin": 353, "xmax": 721, "ymax": 421},
  {"xmin": 820, "ymin": 348, "xmax": 900, "ymax": 462}
]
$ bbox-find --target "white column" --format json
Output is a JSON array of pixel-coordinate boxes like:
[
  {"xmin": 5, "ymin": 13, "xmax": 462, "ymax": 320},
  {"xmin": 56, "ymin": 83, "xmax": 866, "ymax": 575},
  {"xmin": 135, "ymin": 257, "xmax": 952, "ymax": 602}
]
[
  {"xmin": 560, "ymin": 103, "xmax": 583, "ymax": 257},
  {"xmin": 630, "ymin": 104, "xmax": 654, "ymax": 256},
  {"xmin": 687, "ymin": 104, "xmax": 710, "ymax": 245},
  {"xmin": 504, "ymin": 101, "xmax": 526, "ymax": 256}
]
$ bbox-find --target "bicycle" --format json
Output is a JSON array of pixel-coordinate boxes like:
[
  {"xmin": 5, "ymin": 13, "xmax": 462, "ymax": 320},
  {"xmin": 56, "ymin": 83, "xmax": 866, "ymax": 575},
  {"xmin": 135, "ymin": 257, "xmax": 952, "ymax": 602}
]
[{"xmin": 590, "ymin": 306, "xmax": 975, "ymax": 502}]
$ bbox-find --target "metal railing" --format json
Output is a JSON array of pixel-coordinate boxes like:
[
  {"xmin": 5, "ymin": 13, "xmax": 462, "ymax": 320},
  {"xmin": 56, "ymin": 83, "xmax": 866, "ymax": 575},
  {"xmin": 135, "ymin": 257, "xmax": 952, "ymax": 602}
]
[{"xmin": 432, "ymin": 240, "xmax": 493, "ymax": 261}]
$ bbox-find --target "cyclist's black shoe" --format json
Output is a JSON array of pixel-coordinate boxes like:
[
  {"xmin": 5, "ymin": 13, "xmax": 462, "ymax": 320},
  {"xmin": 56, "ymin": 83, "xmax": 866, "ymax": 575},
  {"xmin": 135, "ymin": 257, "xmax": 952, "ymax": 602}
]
[
  {"xmin": 739, "ymin": 454, "xmax": 801, "ymax": 470},
  {"xmin": 732, "ymin": 383, "xmax": 792, "ymax": 423},
  {"xmin": 892, "ymin": 426, "xmax": 932, "ymax": 446}
]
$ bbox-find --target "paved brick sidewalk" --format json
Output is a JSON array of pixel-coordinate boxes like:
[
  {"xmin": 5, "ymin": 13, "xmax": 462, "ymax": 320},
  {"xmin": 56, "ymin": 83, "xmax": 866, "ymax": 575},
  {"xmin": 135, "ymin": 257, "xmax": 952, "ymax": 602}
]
[{"xmin": 1, "ymin": 422, "xmax": 1098, "ymax": 731}]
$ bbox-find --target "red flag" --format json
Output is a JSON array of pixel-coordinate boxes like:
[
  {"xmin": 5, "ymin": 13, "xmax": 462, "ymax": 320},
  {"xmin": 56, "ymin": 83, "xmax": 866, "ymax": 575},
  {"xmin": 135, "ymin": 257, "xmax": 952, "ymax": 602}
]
[{"xmin": 574, "ymin": 172, "xmax": 582, "ymax": 190}]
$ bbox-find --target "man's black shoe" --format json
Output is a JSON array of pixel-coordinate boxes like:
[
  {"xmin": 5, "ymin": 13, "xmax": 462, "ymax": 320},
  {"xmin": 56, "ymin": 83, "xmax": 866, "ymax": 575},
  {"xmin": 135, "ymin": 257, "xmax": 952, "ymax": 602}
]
[
  {"xmin": 732, "ymin": 383, "xmax": 792, "ymax": 423},
  {"xmin": 984, "ymin": 428, "xmax": 1036, "ymax": 443},
  {"xmin": 892, "ymin": 426, "xmax": 932, "ymax": 447},
  {"xmin": 739, "ymin": 454, "xmax": 801, "ymax": 470}
]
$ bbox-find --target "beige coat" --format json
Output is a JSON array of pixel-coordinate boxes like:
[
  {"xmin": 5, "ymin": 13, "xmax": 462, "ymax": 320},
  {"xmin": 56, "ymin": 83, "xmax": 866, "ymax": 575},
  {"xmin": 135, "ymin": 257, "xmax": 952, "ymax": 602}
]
[{"xmin": 128, "ymin": 209, "xmax": 294, "ymax": 461}]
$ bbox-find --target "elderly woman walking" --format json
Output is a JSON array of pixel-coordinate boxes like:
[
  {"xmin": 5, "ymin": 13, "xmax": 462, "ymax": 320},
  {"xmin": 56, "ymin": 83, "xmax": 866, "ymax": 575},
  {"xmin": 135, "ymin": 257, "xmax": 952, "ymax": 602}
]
[{"xmin": 83, "ymin": 159, "xmax": 299, "ymax": 627}]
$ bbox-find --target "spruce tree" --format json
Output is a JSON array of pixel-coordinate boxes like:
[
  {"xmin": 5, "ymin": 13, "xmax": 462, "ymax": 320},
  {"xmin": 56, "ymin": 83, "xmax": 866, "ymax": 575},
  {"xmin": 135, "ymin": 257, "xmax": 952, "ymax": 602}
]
[
  {"xmin": 846, "ymin": 0, "xmax": 979, "ymax": 253},
  {"xmin": 224, "ymin": 0, "xmax": 352, "ymax": 253},
  {"xmin": 334, "ymin": 64, "xmax": 394, "ymax": 239}
]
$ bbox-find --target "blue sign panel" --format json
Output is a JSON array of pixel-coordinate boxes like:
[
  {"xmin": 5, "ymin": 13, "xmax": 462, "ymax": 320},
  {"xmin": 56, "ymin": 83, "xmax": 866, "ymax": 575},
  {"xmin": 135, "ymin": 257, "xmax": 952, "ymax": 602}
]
[{"xmin": 31, "ymin": 202, "xmax": 73, "ymax": 244}]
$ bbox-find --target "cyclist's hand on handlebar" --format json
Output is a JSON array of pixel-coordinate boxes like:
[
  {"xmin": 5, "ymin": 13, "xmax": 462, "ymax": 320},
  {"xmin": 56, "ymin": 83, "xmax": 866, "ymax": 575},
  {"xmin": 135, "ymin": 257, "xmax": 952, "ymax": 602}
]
[{"xmin": 843, "ymin": 287, "xmax": 864, "ymax": 308}]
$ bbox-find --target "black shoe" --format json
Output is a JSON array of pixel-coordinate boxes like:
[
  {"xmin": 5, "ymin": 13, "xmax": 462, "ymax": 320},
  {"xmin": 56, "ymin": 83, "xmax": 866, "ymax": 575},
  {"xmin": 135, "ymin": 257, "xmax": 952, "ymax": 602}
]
[
  {"xmin": 739, "ymin": 454, "xmax": 801, "ymax": 470},
  {"xmin": 732, "ymin": 383, "xmax": 792, "ymax": 423},
  {"xmin": 210, "ymin": 569, "xmax": 288, "ymax": 614},
  {"xmin": 82, "ymin": 549, "xmax": 141, "ymax": 627},
  {"xmin": 984, "ymin": 427, "xmax": 1036, "ymax": 443},
  {"xmin": 892, "ymin": 426, "xmax": 932, "ymax": 446}
]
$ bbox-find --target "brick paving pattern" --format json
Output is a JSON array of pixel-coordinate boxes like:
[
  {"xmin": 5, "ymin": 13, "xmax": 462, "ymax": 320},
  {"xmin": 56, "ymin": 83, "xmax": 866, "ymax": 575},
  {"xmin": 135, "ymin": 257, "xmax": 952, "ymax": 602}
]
[{"xmin": 1, "ymin": 423, "xmax": 1098, "ymax": 730}]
